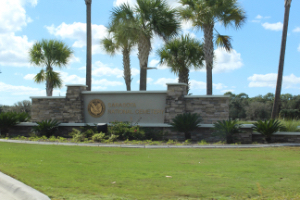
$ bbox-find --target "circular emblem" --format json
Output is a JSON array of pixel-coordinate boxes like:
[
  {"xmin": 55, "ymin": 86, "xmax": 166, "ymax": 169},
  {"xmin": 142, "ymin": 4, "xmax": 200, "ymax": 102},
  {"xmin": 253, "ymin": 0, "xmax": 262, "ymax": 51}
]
[{"xmin": 88, "ymin": 99, "xmax": 105, "ymax": 118}]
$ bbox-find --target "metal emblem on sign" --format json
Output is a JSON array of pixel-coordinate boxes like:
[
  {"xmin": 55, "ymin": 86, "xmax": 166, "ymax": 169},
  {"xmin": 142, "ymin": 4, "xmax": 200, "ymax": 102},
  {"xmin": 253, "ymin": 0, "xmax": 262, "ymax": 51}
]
[{"xmin": 88, "ymin": 99, "xmax": 105, "ymax": 118}]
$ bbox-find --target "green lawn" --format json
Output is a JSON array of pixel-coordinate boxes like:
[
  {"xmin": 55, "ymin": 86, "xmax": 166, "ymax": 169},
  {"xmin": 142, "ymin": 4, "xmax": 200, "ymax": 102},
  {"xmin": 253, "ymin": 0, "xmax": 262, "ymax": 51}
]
[{"xmin": 0, "ymin": 143, "xmax": 299, "ymax": 200}]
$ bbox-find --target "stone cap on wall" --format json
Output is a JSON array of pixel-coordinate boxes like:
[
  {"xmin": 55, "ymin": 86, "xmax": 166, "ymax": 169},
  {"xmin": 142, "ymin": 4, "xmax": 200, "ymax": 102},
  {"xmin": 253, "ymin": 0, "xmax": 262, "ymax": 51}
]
[
  {"xmin": 30, "ymin": 96, "xmax": 66, "ymax": 99},
  {"xmin": 81, "ymin": 91, "xmax": 167, "ymax": 94},
  {"xmin": 184, "ymin": 95, "xmax": 230, "ymax": 98}
]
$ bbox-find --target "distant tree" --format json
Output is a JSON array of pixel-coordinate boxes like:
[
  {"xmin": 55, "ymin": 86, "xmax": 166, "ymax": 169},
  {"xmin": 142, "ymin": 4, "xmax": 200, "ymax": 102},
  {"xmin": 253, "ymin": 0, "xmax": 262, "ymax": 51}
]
[
  {"xmin": 225, "ymin": 92, "xmax": 248, "ymax": 120},
  {"xmin": 179, "ymin": 0, "xmax": 246, "ymax": 95},
  {"xmin": 246, "ymin": 101, "xmax": 272, "ymax": 121},
  {"xmin": 29, "ymin": 39, "xmax": 73, "ymax": 96},
  {"xmin": 11, "ymin": 100, "xmax": 31, "ymax": 114},
  {"xmin": 157, "ymin": 35, "xmax": 205, "ymax": 93}
]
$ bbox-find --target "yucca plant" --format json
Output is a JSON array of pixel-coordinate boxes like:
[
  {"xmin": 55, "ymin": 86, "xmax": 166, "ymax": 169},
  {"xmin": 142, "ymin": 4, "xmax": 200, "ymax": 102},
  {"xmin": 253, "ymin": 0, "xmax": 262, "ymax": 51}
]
[
  {"xmin": 253, "ymin": 119, "xmax": 286, "ymax": 143},
  {"xmin": 32, "ymin": 119, "xmax": 61, "ymax": 138},
  {"xmin": 213, "ymin": 120, "xmax": 240, "ymax": 144},
  {"xmin": 170, "ymin": 113, "xmax": 202, "ymax": 140},
  {"xmin": 0, "ymin": 112, "xmax": 21, "ymax": 137}
]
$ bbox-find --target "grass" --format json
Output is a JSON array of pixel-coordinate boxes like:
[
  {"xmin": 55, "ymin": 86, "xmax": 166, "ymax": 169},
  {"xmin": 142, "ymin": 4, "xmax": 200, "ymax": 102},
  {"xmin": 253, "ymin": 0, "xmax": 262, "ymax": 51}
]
[
  {"xmin": 278, "ymin": 119, "xmax": 300, "ymax": 132},
  {"xmin": 0, "ymin": 143, "xmax": 300, "ymax": 199}
]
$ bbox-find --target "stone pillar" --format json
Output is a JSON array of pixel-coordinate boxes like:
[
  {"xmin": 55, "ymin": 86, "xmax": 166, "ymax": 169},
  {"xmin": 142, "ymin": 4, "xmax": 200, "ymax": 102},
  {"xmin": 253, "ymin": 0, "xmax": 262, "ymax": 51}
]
[
  {"xmin": 164, "ymin": 83, "xmax": 188, "ymax": 123},
  {"xmin": 64, "ymin": 85, "xmax": 87, "ymax": 123}
]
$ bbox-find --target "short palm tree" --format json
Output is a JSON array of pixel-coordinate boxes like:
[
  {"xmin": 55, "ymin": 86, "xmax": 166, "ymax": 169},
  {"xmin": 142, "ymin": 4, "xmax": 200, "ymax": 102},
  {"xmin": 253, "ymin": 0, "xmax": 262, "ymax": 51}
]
[
  {"xmin": 157, "ymin": 34, "xmax": 205, "ymax": 93},
  {"xmin": 111, "ymin": 0, "xmax": 180, "ymax": 91},
  {"xmin": 179, "ymin": 0, "xmax": 246, "ymax": 95},
  {"xmin": 29, "ymin": 39, "xmax": 73, "ymax": 96},
  {"xmin": 101, "ymin": 8, "xmax": 138, "ymax": 91}
]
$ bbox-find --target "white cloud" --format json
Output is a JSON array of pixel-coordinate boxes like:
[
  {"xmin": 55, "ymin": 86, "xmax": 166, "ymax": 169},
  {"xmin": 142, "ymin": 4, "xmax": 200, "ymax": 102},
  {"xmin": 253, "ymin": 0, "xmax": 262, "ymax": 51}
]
[
  {"xmin": 149, "ymin": 59, "xmax": 160, "ymax": 67},
  {"xmin": 256, "ymin": 15, "xmax": 263, "ymax": 19},
  {"xmin": 24, "ymin": 74, "xmax": 35, "ymax": 80},
  {"xmin": 222, "ymin": 89, "xmax": 234, "ymax": 94},
  {"xmin": 248, "ymin": 73, "xmax": 300, "ymax": 88},
  {"xmin": 136, "ymin": 78, "xmax": 153, "ymax": 84},
  {"xmin": 154, "ymin": 78, "xmax": 177, "ymax": 86},
  {"xmin": 262, "ymin": 22, "xmax": 283, "ymax": 31},
  {"xmin": 0, "ymin": 33, "xmax": 33, "ymax": 67},
  {"xmin": 93, "ymin": 79, "xmax": 123, "ymax": 86},
  {"xmin": 46, "ymin": 22, "xmax": 108, "ymax": 54},
  {"xmin": 93, "ymin": 86, "xmax": 108, "ymax": 90},
  {"xmin": 113, "ymin": 0, "xmax": 179, "ymax": 7},
  {"xmin": 90, "ymin": 61, "xmax": 139, "ymax": 78},
  {"xmin": 190, "ymin": 80, "xmax": 227, "ymax": 91},
  {"xmin": 69, "ymin": 55, "xmax": 80, "ymax": 63},
  {"xmin": 211, "ymin": 48, "xmax": 243, "ymax": 73},
  {"xmin": 294, "ymin": 27, "xmax": 300, "ymax": 33},
  {"xmin": 0, "ymin": 81, "xmax": 45, "ymax": 96},
  {"xmin": 181, "ymin": 20, "xmax": 193, "ymax": 30},
  {"xmin": 298, "ymin": 44, "xmax": 300, "ymax": 52}
]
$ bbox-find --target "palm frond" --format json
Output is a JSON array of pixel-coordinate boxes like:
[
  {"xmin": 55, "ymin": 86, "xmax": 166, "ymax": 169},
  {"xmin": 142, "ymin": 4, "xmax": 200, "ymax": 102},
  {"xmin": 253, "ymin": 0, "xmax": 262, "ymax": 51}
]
[
  {"xmin": 46, "ymin": 69, "xmax": 63, "ymax": 89},
  {"xmin": 215, "ymin": 33, "xmax": 232, "ymax": 51},
  {"xmin": 34, "ymin": 69, "xmax": 46, "ymax": 83}
]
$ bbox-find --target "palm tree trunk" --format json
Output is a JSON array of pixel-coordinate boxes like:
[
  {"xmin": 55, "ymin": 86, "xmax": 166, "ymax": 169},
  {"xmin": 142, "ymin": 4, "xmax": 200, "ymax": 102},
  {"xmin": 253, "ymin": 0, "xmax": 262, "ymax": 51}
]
[
  {"xmin": 178, "ymin": 66, "xmax": 189, "ymax": 93},
  {"xmin": 46, "ymin": 66, "xmax": 53, "ymax": 96},
  {"xmin": 203, "ymin": 24, "xmax": 214, "ymax": 95},
  {"xmin": 138, "ymin": 34, "xmax": 151, "ymax": 91},
  {"xmin": 271, "ymin": 0, "xmax": 292, "ymax": 119},
  {"xmin": 123, "ymin": 48, "xmax": 131, "ymax": 91},
  {"xmin": 85, "ymin": 0, "xmax": 92, "ymax": 91}
]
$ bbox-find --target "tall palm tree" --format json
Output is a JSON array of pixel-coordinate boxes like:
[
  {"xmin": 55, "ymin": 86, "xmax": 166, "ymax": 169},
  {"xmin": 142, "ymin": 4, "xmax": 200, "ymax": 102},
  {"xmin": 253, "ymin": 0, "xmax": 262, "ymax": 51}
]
[
  {"xmin": 179, "ymin": 0, "xmax": 246, "ymax": 95},
  {"xmin": 271, "ymin": 0, "xmax": 292, "ymax": 119},
  {"xmin": 29, "ymin": 39, "xmax": 73, "ymax": 96},
  {"xmin": 85, "ymin": 0, "xmax": 92, "ymax": 91},
  {"xmin": 101, "ymin": 25, "xmax": 138, "ymax": 91},
  {"xmin": 156, "ymin": 35, "xmax": 205, "ymax": 93},
  {"xmin": 111, "ymin": 0, "xmax": 180, "ymax": 91}
]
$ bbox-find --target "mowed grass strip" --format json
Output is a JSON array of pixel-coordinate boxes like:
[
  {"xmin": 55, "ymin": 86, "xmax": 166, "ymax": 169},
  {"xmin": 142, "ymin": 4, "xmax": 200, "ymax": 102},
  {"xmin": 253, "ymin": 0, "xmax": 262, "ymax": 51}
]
[{"xmin": 0, "ymin": 143, "xmax": 299, "ymax": 200}]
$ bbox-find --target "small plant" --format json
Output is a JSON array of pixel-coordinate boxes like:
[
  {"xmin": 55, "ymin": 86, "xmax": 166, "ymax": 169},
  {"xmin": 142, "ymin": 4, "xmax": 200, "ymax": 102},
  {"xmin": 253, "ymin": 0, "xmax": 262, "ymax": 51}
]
[
  {"xmin": 32, "ymin": 119, "xmax": 60, "ymax": 138},
  {"xmin": 108, "ymin": 134, "xmax": 118, "ymax": 142},
  {"xmin": 253, "ymin": 119, "xmax": 286, "ymax": 143},
  {"xmin": 83, "ymin": 129, "xmax": 95, "ymax": 139},
  {"xmin": 69, "ymin": 128, "xmax": 85, "ymax": 142},
  {"xmin": 198, "ymin": 140, "xmax": 208, "ymax": 145},
  {"xmin": 49, "ymin": 136, "xmax": 57, "ymax": 142},
  {"xmin": 92, "ymin": 132, "xmax": 106, "ymax": 142},
  {"xmin": 170, "ymin": 113, "xmax": 202, "ymax": 140},
  {"xmin": 213, "ymin": 119, "xmax": 240, "ymax": 144},
  {"xmin": 166, "ymin": 139, "xmax": 176, "ymax": 145},
  {"xmin": 279, "ymin": 119, "xmax": 300, "ymax": 132},
  {"xmin": 184, "ymin": 139, "xmax": 192, "ymax": 145},
  {"xmin": 0, "ymin": 112, "xmax": 21, "ymax": 137},
  {"xmin": 109, "ymin": 121, "xmax": 145, "ymax": 140}
]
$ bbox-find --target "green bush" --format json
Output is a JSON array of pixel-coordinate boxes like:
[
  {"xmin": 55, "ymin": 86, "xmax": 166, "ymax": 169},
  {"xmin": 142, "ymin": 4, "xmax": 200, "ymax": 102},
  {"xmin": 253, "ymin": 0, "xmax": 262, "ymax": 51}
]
[
  {"xmin": 213, "ymin": 119, "xmax": 240, "ymax": 144},
  {"xmin": 92, "ymin": 132, "xmax": 106, "ymax": 142},
  {"xmin": 83, "ymin": 129, "xmax": 95, "ymax": 138},
  {"xmin": 170, "ymin": 113, "xmax": 202, "ymax": 140},
  {"xmin": 32, "ymin": 119, "xmax": 60, "ymax": 138},
  {"xmin": 109, "ymin": 121, "xmax": 145, "ymax": 140},
  {"xmin": 108, "ymin": 134, "xmax": 118, "ymax": 142},
  {"xmin": 253, "ymin": 119, "xmax": 286, "ymax": 143},
  {"xmin": 69, "ymin": 129, "xmax": 86, "ymax": 142},
  {"xmin": 0, "ymin": 112, "xmax": 21, "ymax": 136},
  {"xmin": 279, "ymin": 119, "xmax": 300, "ymax": 132}
]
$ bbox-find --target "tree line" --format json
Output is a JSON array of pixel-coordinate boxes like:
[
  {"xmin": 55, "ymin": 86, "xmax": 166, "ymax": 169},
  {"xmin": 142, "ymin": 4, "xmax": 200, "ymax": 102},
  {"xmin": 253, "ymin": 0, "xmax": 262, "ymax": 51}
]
[{"xmin": 226, "ymin": 92, "xmax": 300, "ymax": 120}]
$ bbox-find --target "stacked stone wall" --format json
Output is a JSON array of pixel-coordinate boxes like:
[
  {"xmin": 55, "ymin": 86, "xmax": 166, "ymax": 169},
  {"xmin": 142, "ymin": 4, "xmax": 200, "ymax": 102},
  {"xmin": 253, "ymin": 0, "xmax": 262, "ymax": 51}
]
[{"xmin": 31, "ymin": 85, "xmax": 86, "ymax": 123}]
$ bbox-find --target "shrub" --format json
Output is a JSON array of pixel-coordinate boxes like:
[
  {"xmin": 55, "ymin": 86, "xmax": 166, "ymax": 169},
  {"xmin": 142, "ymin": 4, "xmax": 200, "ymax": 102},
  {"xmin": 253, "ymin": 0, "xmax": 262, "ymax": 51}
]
[
  {"xmin": 279, "ymin": 119, "xmax": 300, "ymax": 132},
  {"xmin": 253, "ymin": 119, "xmax": 286, "ymax": 143},
  {"xmin": 83, "ymin": 129, "xmax": 95, "ymax": 138},
  {"xmin": 108, "ymin": 134, "xmax": 118, "ymax": 142},
  {"xmin": 109, "ymin": 121, "xmax": 145, "ymax": 140},
  {"xmin": 32, "ymin": 119, "xmax": 60, "ymax": 138},
  {"xmin": 0, "ymin": 112, "xmax": 21, "ymax": 137},
  {"xmin": 92, "ymin": 132, "xmax": 106, "ymax": 142},
  {"xmin": 213, "ymin": 119, "xmax": 240, "ymax": 144},
  {"xmin": 170, "ymin": 113, "xmax": 202, "ymax": 140}
]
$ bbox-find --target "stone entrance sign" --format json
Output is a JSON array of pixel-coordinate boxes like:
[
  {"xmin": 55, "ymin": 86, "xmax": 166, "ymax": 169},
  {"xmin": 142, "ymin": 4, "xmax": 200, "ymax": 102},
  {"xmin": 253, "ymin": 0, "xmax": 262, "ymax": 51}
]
[
  {"xmin": 30, "ymin": 83, "xmax": 229, "ymax": 125},
  {"xmin": 83, "ymin": 91, "xmax": 167, "ymax": 124}
]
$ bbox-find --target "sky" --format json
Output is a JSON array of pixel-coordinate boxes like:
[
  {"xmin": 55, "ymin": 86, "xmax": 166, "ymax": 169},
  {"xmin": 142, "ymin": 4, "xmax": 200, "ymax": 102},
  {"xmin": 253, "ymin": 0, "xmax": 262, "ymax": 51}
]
[{"xmin": 0, "ymin": 0, "xmax": 300, "ymax": 105}]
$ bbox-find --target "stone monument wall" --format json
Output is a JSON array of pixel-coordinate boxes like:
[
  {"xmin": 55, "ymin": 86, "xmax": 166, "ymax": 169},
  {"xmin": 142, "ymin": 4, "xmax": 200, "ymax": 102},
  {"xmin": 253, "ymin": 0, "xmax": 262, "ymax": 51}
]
[{"xmin": 31, "ymin": 85, "xmax": 86, "ymax": 123}]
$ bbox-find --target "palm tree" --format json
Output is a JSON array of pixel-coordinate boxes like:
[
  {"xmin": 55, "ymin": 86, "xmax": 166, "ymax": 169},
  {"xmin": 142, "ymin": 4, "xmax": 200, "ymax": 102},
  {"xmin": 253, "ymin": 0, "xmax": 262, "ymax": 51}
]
[
  {"xmin": 85, "ymin": 0, "xmax": 92, "ymax": 91},
  {"xmin": 101, "ymin": 6, "xmax": 138, "ymax": 91},
  {"xmin": 156, "ymin": 34, "xmax": 205, "ymax": 93},
  {"xmin": 29, "ymin": 39, "xmax": 73, "ymax": 96},
  {"xmin": 271, "ymin": 0, "xmax": 292, "ymax": 119},
  {"xmin": 179, "ymin": 0, "xmax": 246, "ymax": 95},
  {"xmin": 111, "ymin": 0, "xmax": 180, "ymax": 91}
]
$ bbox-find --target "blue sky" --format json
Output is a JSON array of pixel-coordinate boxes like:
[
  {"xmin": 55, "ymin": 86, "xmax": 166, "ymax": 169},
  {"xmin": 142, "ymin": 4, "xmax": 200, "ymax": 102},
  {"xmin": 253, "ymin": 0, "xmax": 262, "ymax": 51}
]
[{"xmin": 0, "ymin": 0, "xmax": 300, "ymax": 105}]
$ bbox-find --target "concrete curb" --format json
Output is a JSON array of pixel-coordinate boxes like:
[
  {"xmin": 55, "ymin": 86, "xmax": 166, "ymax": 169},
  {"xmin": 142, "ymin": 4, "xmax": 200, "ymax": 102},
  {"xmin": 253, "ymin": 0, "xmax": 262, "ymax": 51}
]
[
  {"xmin": 1, "ymin": 139, "xmax": 300, "ymax": 148},
  {"xmin": 0, "ymin": 172, "xmax": 51, "ymax": 200}
]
